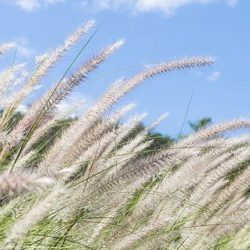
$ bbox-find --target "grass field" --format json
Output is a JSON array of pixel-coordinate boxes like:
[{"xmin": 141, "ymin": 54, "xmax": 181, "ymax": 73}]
[{"xmin": 0, "ymin": 21, "xmax": 249, "ymax": 249}]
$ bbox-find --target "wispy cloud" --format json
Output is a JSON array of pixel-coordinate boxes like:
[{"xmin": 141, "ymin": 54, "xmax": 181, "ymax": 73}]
[
  {"xmin": 55, "ymin": 93, "xmax": 88, "ymax": 118},
  {"xmin": 3, "ymin": 0, "xmax": 239, "ymax": 13},
  {"xmin": 227, "ymin": 0, "xmax": 239, "ymax": 7},
  {"xmin": 207, "ymin": 71, "xmax": 221, "ymax": 82},
  {"xmin": 13, "ymin": 0, "xmax": 39, "ymax": 12},
  {"xmin": 4, "ymin": 0, "xmax": 64, "ymax": 12},
  {"xmin": 16, "ymin": 104, "xmax": 28, "ymax": 114},
  {"xmin": 81, "ymin": 0, "xmax": 240, "ymax": 15},
  {"xmin": 14, "ymin": 37, "xmax": 36, "ymax": 59}
]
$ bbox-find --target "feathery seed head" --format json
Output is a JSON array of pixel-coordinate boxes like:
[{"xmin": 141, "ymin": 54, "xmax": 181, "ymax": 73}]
[
  {"xmin": 0, "ymin": 42, "xmax": 15, "ymax": 55},
  {"xmin": 64, "ymin": 20, "xmax": 95, "ymax": 47},
  {"xmin": 0, "ymin": 172, "xmax": 55, "ymax": 197},
  {"xmin": 147, "ymin": 113, "xmax": 169, "ymax": 131}
]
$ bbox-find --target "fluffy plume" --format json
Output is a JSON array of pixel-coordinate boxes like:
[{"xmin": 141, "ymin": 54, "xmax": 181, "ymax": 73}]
[
  {"xmin": 0, "ymin": 42, "xmax": 15, "ymax": 55},
  {"xmin": 6, "ymin": 39, "xmax": 123, "ymax": 150},
  {"xmin": 5, "ymin": 187, "xmax": 64, "ymax": 246},
  {"xmin": 0, "ymin": 172, "xmax": 54, "ymax": 197},
  {"xmin": 41, "ymin": 57, "xmax": 212, "ymax": 178},
  {"xmin": 13, "ymin": 20, "xmax": 95, "ymax": 104}
]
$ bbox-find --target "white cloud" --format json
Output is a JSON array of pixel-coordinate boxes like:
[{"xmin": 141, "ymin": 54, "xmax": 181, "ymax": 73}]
[
  {"xmin": 55, "ymin": 95, "xmax": 87, "ymax": 119},
  {"xmin": 33, "ymin": 84, "xmax": 42, "ymax": 90},
  {"xmin": 4, "ymin": 0, "xmax": 239, "ymax": 12},
  {"xmin": 16, "ymin": 0, "xmax": 38, "ymax": 11},
  {"xmin": 14, "ymin": 37, "xmax": 36, "ymax": 58},
  {"xmin": 227, "ymin": 0, "xmax": 239, "ymax": 7},
  {"xmin": 81, "ymin": 0, "xmax": 239, "ymax": 15},
  {"xmin": 207, "ymin": 71, "xmax": 221, "ymax": 82},
  {"xmin": 134, "ymin": 0, "xmax": 211, "ymax": 15},
  {"xmin": 16, "ymin": 104, "xmax": 28, "ymax": 113},
  {"xmin": 5, "ymin": 0, "xmax": 64, "ymax": 12}
]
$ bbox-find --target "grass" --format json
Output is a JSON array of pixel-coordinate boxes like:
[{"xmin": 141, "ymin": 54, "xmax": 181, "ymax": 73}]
[{"xmin": 0, "ymin": 20, "xmax": 249, "ymax": 249}]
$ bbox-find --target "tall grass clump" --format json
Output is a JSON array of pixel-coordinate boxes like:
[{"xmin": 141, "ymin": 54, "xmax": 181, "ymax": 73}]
[{"xmin": 0, "ymin": 20, "xmax": 249, "ymax": 250}]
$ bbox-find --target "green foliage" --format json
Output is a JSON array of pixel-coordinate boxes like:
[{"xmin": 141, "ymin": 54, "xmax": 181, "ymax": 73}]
[
  {"xmin": 147, "ymin": 132, "xmax": 173, "ymax": 151},
  {"xmin": 189, "ymin": 117, "xmax": 212, "ymax": 132}
]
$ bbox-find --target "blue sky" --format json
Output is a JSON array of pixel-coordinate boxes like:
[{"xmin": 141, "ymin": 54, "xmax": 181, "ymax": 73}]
[{"xmin": 0, "ymin": 0, "xmax": 249, "ymax": 137}]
